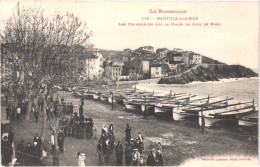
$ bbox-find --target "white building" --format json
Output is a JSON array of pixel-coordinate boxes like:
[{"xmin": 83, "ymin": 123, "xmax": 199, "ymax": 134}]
[
  {"xmin": 142, "ymin": 60, "xmax": 150, "ymax": 74},
  {"xmin": 86, "ymin": 52, "xmax": 104, "ymax": 80},
  {"xmin": 190, "ymin": 54, "xmax": 202, "ymax": 64}
]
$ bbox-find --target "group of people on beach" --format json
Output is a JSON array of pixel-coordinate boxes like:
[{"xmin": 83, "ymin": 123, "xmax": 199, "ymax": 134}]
[{"xmin": 95, "ymin": 123, "xmax": 163, "ymax": 166}]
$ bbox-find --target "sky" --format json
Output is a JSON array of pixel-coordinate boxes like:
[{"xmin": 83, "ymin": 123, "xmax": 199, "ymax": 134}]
[{"xmin": 0, "ymin": 1, "xmax": 259, "ymax": 71}]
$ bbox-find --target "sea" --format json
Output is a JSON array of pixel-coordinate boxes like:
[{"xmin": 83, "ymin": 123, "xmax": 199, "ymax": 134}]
[{"xmin": 135, "ymin": 77, "xmax": 259, "ymax": 106}]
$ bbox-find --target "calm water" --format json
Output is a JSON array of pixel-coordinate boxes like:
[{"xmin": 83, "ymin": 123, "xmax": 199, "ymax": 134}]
[{"xmin": 136, "ymin": 77, "xmax": 259, "ymax": 104}]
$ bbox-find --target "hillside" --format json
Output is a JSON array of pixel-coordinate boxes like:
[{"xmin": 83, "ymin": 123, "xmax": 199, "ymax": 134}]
[{"xmin": 158, "ymin": 64, "xmax": 258, "ymax": 84}]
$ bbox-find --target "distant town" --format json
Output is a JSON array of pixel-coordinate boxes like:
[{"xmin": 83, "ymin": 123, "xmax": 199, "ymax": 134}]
[{"xmin": 81, "ymin": 46, "xmax": 222, "ymax": 82}]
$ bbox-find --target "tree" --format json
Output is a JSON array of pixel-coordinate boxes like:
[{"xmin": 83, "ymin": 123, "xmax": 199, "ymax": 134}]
[{"xmin": 1, "ymin": 3, "xmax": 92, "ymax": 141}]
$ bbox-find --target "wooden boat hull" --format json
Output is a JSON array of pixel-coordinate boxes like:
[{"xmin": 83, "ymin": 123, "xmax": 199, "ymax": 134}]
[
  {"xmin": 154, "ymin": 105, "xmax": 173, "ymax": 117},
  {"xmin": 198, "ymin": 116, "xmax": 224, "ymax": 127},
  {"xmin": 172, "ymin": 106, "xmax": 188, "ymax": 121},
  {"xmin": 108, "ymin": 96, "xmax": 118, "ymax": 104},
  {"xmin": 125, "ymin": 103, "xmax": 141, "ymax": 111},
  {"xmin": 141, "ymin": 104, "xmax": 155, "ymax": 115},
  {"xmin": 238, "ymin": 120, "xmax": 258, "ymax": 127}
]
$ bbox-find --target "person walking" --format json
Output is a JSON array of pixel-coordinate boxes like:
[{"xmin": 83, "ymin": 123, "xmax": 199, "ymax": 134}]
[
  {"xmin": 125, "ymin": 124, "xmax": 131, "ymax": 142},
  {"xmin": 115, "ymin": 141, "xmax": 123, "ymax": 166}
]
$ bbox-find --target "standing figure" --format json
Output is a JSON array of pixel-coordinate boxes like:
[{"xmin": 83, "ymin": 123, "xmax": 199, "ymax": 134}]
[
  {"xmin": 16, "ymin": 106, "xmax": 21, "ymax": 120},
  {"xmin": 58, "ymin": 131, "xmax": 65, "ymax": 153},
  {"xmin": 146, "ymin": 148, "xmax": 158, "ymax": 166},
  {"xmin": 51, "ymin": 131, "xmax": 55, "ymax": 154},
  {"xmin": 33, "ymin": 133, "xmax": 42, "ymax": 149},
  {"xmin": 40, "ymin": 147, "xmax": 48, "ymax": 166},
  {"xmin": 139, "ymin": 155, "xmax": 145, "ymax": 166},
  {"xmin": 138, "ymin": 132, "xmax": 144, "ymax": 153},
  {"xmin": 97, "ymin": 142, "xmax": 103, "ymax": 165},
  {"xmin": 125, "ymin": 124, "xmax": 131, "ymax": 142},
  {"xmin": 33, "ymin": 107, "xmax": 39, "ymax": 123},
  {"xmin": 156, "ymin": 149, "xmax": 163, "ymax": 166},
  {"xmin": 115, "ymin": 141, "xmax": 123, "ymax": 166},
  {"xmin": 125, "ymin": 143, "xmax": 133, "ymax": 166},
  {"xmin": 132, "ymin": 148, "xmax": 141, "ymax": 166},
  {"xmin": 109, "ymin": 124, "xmax": 114, "ymax": 135},
  {"xmin": 24, "ymin": 143, "xmax": 33, "ymax": 166}
]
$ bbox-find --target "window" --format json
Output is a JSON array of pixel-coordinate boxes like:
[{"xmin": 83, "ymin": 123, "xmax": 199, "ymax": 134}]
[{"xmin": 156, "ymin": 67, "xmax": 158, "ymax": 70}]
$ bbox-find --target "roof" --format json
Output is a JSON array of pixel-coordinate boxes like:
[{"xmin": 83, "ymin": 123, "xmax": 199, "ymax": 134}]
[
  {"xmin": 111, "ymin": 65, "xmax": 121, "ymax": 67},
  {"xmin": 151, "ymin": 64, "xmax": 162, "ymax": 67}
]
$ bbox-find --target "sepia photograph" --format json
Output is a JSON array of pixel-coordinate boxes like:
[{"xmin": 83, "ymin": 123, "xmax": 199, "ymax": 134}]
[{"xmin": 0, "ymin": 0, "xmax": 258, "ymax": 166}]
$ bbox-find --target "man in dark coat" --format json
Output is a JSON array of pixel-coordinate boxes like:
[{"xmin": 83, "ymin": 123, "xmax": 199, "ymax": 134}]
[
  {"xmin": 156, "ymin": 149, "xmax": 163, "ymax": 166},
  {"xmin": 33, "ymin": 133, "xmax": 42, "ymax": 149},
  {"xmin": 125, "ymin": 124, "xmax": 131, "ymax": 142},
  {"xmin": 115, "ymin": 141, "xmax": 123, "ymax": 166},
  {"xmin": 125, "ymin": 143, "xmax": 133, "ymax": 166},
  {"xmin": 34, "ymin": 108, "xmax": 39, "ymax": 123},
  {"xmin": 32, "ymin": 142, "xmax": 41, "ymax": 166},
  {"xmin": 24, "ymin": 143, "xmax": 33, "ymax": 166},
  {"xmin": 58, "ymin": 131, "xmax": 65, "ymax": 153},
  {"xmin": 146, "ymin": 148, "xmax": 158, "ymax": 166}
]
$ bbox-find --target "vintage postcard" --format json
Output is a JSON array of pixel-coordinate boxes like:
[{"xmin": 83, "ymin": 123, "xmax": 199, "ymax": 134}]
[{"xmin": 0, "ymin": 0, "xmax": 258, "ymax": 166}]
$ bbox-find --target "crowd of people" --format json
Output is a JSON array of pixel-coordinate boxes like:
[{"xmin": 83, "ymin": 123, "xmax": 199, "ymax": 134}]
[{"xmin": 96, "ymin": 123, "xmax": 163, "ymax": 166}]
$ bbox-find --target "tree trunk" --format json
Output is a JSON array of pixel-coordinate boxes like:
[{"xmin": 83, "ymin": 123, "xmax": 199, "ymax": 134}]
[{"xmin": 40, "ymin": 99, "xmax": 47, "ymax": 142}]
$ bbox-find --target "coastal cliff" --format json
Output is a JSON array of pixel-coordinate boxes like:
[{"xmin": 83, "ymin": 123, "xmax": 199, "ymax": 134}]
[{"xmin": 158, "ymin": 64, "xmax": 258, "ymax": 84}]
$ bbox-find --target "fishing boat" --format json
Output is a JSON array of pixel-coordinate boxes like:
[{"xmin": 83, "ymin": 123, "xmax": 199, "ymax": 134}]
[
  {"xmin": 172, "ymin": 96, "xmax": 231, "ymax": 121},
  {"xmin": 238, "ymin": 112, "xmax": 258, "ymax": 127},
  {"xmin": 83, "ymin": 90, "xmax": 94, "ymax": 99},
  {"xmin": 154, "ymin": 94, "xmax": 196, "ymax": 117},
  {"xmin": 197, "ymin": 101, "xmax": 254, "ymax": 127},
  {"xmin": 124, "ymin": 100, "xmax": 142, "ymax": 111}
]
